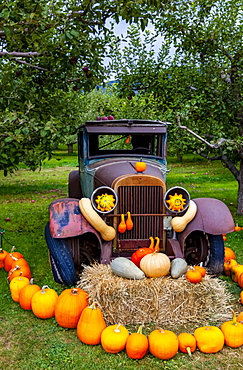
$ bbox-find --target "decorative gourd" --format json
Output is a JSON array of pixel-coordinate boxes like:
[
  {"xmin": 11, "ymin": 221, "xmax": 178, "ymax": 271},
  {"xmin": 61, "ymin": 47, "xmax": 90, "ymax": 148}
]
[
  {"xmin": 170, "ymin": 258, "xmax": 188, "ymax": 278},
  {"xmin": 118, "ymin": 214, "xmax": 126, "ymax": 233},
  {"xmin": 177, "ymin": 332, "xmax": 197, "ymax": 357},
  {"xmin": 125, "ymin": 211, "xmax": 133, "ymax": 231},
  {"xmin": 126, "ymin": 325, "xmax": 149, "ymax": 359},
  {"xmin": 31, "ymin": 285, "xmax": 58, "ymax": 319},
  {"xmin": 9, "ymin": 276, "xmax": 30, "ymax": 302},
  {"xmin": 148, "ymin": 328, "xmax": 178, "ymax": 360},
  {"xmin": 110, "ymin": 257, "xmax": 145, "ymax": 280},
  {"xmin": 131, "ymin": 237, "xmax": 155, "ymax": 267},
  {"xmin": 186, "ymin": 268, "xmax": 202, "ymax": 283},
  {"xmin": 7, "ymin": 264, "xmax": 32, "ymax": 282},
  {"xmin": 221, "ymin": 310, "xmax": 243, "ymax": 348},
  {"xmin": 19, "ymin": 278, "xmax": 41, "ymax": 310},
  {"xmin": 0, "ymin": 248, "xmax": 8, "ymax": 268},
  {"xmin": 101, "ymin": 324, "xmax": 129, "ymax": 353},
  {"xmin": 224, "ymin": 247, "xmax": 236, "ymax": 262},
  {"xmin": 231, "ymin": 264, "xmax": 243, "ymax": 283},
  {"xmin": 171, "ymin": 200, "xmax": 197, "ymax": 232},
  {"xmin": 77, "ymin": 301, "xmax": 106, "ymax": 345},
  {"xmin": 140, "ymin": 243, "xmax": 170, "ymax": 278},
  {"xmin": 194, "ymin": 265, "xmax": 206, "ymax": 277},
  {"xmin": 194, "ymin": 325, "xmax": 224, "ymax": 353},
  {"xmin": 223, "ymin": 258, "xmax": 238, "ymax": 276},
  {"xmin": 79, "ymin": 198, "xmax": 116, "ymax": 241},
  {"xmin": 55, "ymin": 287, "xmax": 88, "ymax": 328}
]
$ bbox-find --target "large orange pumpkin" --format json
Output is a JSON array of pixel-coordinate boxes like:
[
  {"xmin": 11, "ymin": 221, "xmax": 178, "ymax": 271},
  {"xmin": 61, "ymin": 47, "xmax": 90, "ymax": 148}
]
[
  {"xmin": 4, "ymin": 251, "xmax": 24, "ymax": 272},
  {"xmin": 231, "ymin": 264, "xmax": 243, "ymax": 283},
  {"xmin": 194, "ymin": 326, "xmax": 224, "ymax": 353},
  {"xmin": 77, "ymin": 302, "xmax": 106, "ymax": 345},
  {"xmin": 31, "ymin": 285, "xmax": 58, "ymax": 319},
  {"xmin": 55, "ymin": 288, "xmax": 88, "ymax": 328},
  {"xmin": 148, "ymin": 328, "xmax": 178, "ymax": 360},
  {"xmin": 224, "ymin": 247, "xmax": 236, "ymax": 262},
  {"xmin": 221, "ymin": 311, "xmax": 243, "ymax": 348},
  {"xmin": 9, "ymin": 276, "xmax": 30, "ymax": 302},
  {"xmin": 7, "ymin": 264, "xmax": 32, "ymax": 282},
  {"xmin": 238, "ymin": 272, "xmax": 243, "ymax": 289},
  {"xmin": 19, "ymin": 279, "xmax": 41, "ymax": 310}
]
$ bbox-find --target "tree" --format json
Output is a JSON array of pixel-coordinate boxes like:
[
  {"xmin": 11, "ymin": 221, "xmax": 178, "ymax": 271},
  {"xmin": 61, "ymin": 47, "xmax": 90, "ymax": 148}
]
[{"xmin": 0, "ymin": 0, "xmax": 163, "ymax": 173}]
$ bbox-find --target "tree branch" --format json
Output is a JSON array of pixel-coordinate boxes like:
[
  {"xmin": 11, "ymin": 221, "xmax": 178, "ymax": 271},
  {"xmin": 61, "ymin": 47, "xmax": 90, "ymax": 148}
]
[
  {"xmin": 176, "ymin": 113, "xmax": 227, "ymax": 149},
  {"xmin": 0, "ymin": 51, "xmax": 41, "ymax": 57},
  {"xmin": 11, "ymin": 58, "xmax": 48, "ymax": 71}
]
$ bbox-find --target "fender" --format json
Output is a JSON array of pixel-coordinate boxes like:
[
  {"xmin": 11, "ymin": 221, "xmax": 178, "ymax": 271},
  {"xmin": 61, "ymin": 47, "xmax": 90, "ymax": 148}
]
[{"xmin": 178, "ymin": 197, "xmax": 235, "ymax": 246}]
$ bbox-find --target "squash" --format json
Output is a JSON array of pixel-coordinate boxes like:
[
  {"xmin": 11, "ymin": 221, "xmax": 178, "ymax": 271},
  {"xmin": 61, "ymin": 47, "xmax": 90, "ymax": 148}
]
[
  {"xmin": 170, "ymin": 258, "xmax": 188, "ymax": 278},
  {"xmin": 79, "ymin": 198, "xmax": 116, "ymax": 241},
  {"xmin": 177, "ymin": 332, "xmax": 196, "ymax": 357},
  {"xmin": 125, "ymin": 211, "xmax": 133, "ymax": 231},
  {"xmin": 110, "ymin": 257, "xmax": 145, "ymax": 280},
  {"xmin": 126, "ymin": 325, "xmax": 149, "ymax": 359},
  {"xmin": 171, "ymin": 200, "xmax": 197, "ymax": 232},
  {"xmin": 118, "ymin": 214, "xmax": 126, "ymax": 233},
  {"xmin": 140, "ymin": 250, "xmax": 170, "ymax": 278}
]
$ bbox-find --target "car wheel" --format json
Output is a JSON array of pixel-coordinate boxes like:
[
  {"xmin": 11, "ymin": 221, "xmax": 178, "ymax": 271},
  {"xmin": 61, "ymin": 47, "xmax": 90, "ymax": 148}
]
[
  {"xmin": 206, "ymin": 234, "xmax": 224, "ymax": 276},
  {"xmin": 45, "ymin": 222, "xmax": 78, "ymax": 286}
]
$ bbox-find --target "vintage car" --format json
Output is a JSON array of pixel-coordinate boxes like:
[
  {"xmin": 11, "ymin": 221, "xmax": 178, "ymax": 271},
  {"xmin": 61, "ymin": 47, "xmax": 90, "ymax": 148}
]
[{"xmin": 45, "ymin": 119, "xmax": 235, "ymax": 285}]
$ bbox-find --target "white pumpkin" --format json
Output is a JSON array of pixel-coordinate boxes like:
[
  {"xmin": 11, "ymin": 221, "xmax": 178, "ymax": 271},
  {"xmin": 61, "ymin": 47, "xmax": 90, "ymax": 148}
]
[{"xmin": 140, "ymin": 252, "xmax": 170, "ymax": 278}]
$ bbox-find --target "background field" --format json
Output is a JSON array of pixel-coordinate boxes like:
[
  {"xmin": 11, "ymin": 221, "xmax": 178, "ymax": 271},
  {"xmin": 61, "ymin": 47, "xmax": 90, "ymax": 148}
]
[{"xmin": 0, "ymin": 151, "xmax": 243, "ymax": 370}]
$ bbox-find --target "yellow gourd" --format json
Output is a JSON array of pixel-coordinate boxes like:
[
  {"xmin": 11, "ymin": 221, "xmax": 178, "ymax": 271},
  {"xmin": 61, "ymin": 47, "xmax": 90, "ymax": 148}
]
[
  {"xmin": 79, "ymin": 198, "xmax": 116, "ymax": 241},
  {"xmin": 171, "ymin": 200, "xmax": 197, "ymax": 233}
]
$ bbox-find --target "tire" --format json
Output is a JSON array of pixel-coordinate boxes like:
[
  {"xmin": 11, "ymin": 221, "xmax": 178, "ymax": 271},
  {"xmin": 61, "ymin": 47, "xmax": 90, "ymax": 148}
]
[
  {"xmin": 206, "ymin": 234, "xmax": 224, "ymax": 276},
  {"xmin": 45, "ymin": 222, "xmax": 78, "ymax": 286},
  {"xmin": 68, "ymin": 170, "xmax": 82, "ymax": 199}
]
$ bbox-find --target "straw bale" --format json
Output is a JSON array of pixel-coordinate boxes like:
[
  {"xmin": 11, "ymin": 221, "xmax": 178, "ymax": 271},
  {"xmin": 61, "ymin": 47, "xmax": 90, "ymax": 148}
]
[{"xmin": 77, "ymin": 263, "xmax": 233, "ymax": 327}]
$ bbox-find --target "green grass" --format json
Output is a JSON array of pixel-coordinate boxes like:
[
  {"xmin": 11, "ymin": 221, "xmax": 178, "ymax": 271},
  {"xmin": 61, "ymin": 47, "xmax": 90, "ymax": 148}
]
[{"xmin": 0, "ymin": 153, "xmax": 243, "ymax": 370}]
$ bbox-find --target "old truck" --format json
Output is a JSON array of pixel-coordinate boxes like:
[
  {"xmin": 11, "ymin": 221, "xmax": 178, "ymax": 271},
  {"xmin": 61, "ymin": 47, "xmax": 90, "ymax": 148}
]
[{"xmin": 45, "ymin": 119, "xmax": 235, "ymax": 285}]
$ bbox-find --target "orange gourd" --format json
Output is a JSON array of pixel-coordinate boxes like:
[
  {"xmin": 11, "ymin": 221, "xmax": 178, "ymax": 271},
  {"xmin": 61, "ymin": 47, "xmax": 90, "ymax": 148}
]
[
  {"xmin": 125, "ymin": 211, "xmax": 133, "ymax": 231},
  {"xmin": 0, "ymin": 248, "xmax": 8, "ymax": 268},
  {"xmin": 186, "ymin": 268, "xmax": 202, "ymax": 283},
  {"xmin": 118, "ymin": 214, "xmax": 126, "ymax": 233},
  {"xmin": 223, "ymin": 259, "xmax": 238, "ymax": 276},
  {"xmin": 77, "ymin": 302, "xmax": 106, "ymax": 345},
  {"xmin": 148, "ymin": 328, "xmax": 178, "ymax": 360},
  {"xmin": 55, "ymin": 288, "xmax": 88, "ymax": 328},
  {"xmin": 177, "ymin": 332, "xmax": 197, "ymax": 357},
  {"xmin": 9, "ymin": 276, "xmax": 30, "ymax": 302},
  {"xmin": 194, "ymin": 325, "xmax": 224, "ymax": 353},
  {"xmin": 31, "ymin": 285, "xmax": 58, "ymax": 319},
  {"xmin": 126, "ymin": 325, "xmax": 149, "ymax": 359},
  {"xmin": 19, "ymin": 279, "xmax": 41, "ymax": 310},
  {"xmin": 221, "ymin": 310, "xmax": 243, "ymax": 348},
  {"xmin": 224, "ymin": 247, "xmax": 236, "ymax": 262},
  {"xmin": 101, "ymin": 324, "xmax": 129, "ymax": 354}
]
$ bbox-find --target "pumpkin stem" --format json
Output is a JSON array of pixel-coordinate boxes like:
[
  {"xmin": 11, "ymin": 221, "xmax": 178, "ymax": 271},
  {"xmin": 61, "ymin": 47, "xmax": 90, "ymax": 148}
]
[
  {"xmin": 158, "ymin": 327, "xmax": 165, "ymax": 334},
  {"xmin": 89, "ymin": 301, "xmax": 98, "ymax": 309},
  {"xmin": 137, "ymin": 325, "xmax": 144, "ymax": 335},
  {"xmin": 29, "ymin": 278, "xmax": 34, "ymax": 285},
  {"xmin": 186, "ymin": 346, "xmax": 192, "ymax": 358},
  {"xmin": 71, "ymin": 288, "xmax": 79, "ymax": 295},
  {"xmin": 114, "ymin": 323, "xmax": 121, "ymax": 332},
  {"xmin": 230, "ymin": 309, "xmax": 237, "ymax": 324},
  {"xmin": 154, "ymin": 237, "xmax": 160, "ymax": 252},
  {"xmin": 149, "ymin": 237, "xmax": 154, "ymax": 249},
  {"xmin": 41, "ymin": 285, "xmax": 50, "ymax": 294}
]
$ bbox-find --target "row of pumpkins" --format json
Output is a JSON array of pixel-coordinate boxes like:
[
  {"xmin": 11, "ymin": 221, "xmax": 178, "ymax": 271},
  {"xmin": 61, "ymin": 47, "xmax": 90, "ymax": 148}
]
[{"xmin": 1, "ymin": 244, "xmax": 243, "ymax": 360}]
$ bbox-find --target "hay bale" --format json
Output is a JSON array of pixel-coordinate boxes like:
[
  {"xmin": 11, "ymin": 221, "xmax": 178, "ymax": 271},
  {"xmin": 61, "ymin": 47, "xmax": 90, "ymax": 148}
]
[{"xmin": 77, "ymin": 263, "xmax": 233, "ymax": 327}]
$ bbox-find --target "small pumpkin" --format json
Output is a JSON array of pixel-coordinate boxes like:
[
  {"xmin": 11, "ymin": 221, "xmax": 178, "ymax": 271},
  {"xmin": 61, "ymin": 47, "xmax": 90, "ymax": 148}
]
[
  {"xmin": 19, "ymin": 278, "xmax": 41, "ymax": 310},
  {"xmin": 7, "ymin": 264, "xmax": 32, "ymax": 282},
  {"xmin": 148, "ymin": 328, "xmax": 178, "ymax": 360},
  {"xmin": 140, "ymin": 239, "xmax": 170, "ymax": 278},
  {"xmin": 177, "ymin": 332, "xmax": 197, "ymax": 357},
  {"xmin": 101, "ymin": 324, "xmax": 129, "ymax": 353},
  {"xmin": 224, "ymin": 247, "xmax": 236, "ymax": 262},
  {"xmin": 125, "ymin": 211, "xmax": 133, "ymax": 231},
  {"xmin": 223, "ymin": 258, "xmax": 238, "ymax": 276},
  {"xmin": 55, "ymin": 287, "xmax": 88, "ymax": 328},
  {"xmin": 134, "ymin": 161, "xmax": 146, "ymax": 172},
  {"xmin": 9, "ymin": 276, "xmax": 30, "ymax": 302},
  {"xmin": 240, "ymin": 291, "xmax": 243, "ymax": 305},
  {"xmin": 231, "ymin": 264, "xmax": 243, "ymax": 283},
  {"xmin": 131, "ymin": 237, "xmax": 155, "ymax": 267},
  {"xmin": 31, "ymin": 285, "xmax": 58, "ymax": 319},
  {"xmin": 237, "ymin": 311, "xmax": 243, "ymax": 323},
  {"xmin": 238, "ymin": 272, "xmax": 243, "ymax": 289},
  {"xmin": 170, "ymin": 258, "xmax": 188, "ymax": 278},
  {"xmin": 4, "ymin": 249, "xmax": 24, "ymax": 272},
  {"xmin": 194, "ymin": 325, "xmax": 224, "ymax": 353},
  {"xmin": 126, "ymin": 325, "xmax": 149, "ymax": 359},
  {"xmin": 186, "ymin": 268, "xmax": 202, "ymax": 284},
  {"xmin": 110, "ymin": 257, "xmax": 145, "ymax": 280},
  {"xmin": 118, "ymin": 214, "xmax": 126, "ymax": 233},
  {"xmin": 0, "ymin": 248, "xmax": 8, "ymax": 268},
  {"xmin": 77, "ymin": 302, "xmax": 106, "ymax": 345},
  {"xmin": 194, "ymin": 265, "xmax": 206, "ymax": 277},
  {"xmin": 221, "ymin": 310, "xmax": 243, "ymax": 348},
  {"xmin": 234, "ymin": 224, "xmax": 241, "ymax": 232},
  {"xmin": 10, "ymin": 257, "xmax": 30, "ymax": 270}
]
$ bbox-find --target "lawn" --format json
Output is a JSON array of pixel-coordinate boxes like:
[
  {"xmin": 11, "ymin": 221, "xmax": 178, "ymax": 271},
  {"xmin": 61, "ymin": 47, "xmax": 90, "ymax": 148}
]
[{"xmin": 0, "ymin": 152, "xmax": 243, "ymax": 370}]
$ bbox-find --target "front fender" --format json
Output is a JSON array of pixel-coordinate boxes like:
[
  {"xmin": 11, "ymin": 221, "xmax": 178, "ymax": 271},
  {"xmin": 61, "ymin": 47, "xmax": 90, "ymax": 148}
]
[{"xmin": 178, "ymin": 198, "xmax": 235, "ymax": 245}]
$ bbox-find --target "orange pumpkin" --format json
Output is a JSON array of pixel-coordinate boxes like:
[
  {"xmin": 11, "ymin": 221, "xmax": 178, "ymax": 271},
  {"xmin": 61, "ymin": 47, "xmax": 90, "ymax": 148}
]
[
  {"xmin": 231, "ymin": 264, "xmax": 243, "ymax": 283},
  {"xmin": 224, "ymin": 247, "xmax": 236, "ymax": 262},
  {"xmin": 126, "ymin": 325, "xmax": 149, "ymax": 359},
  {"xmin": 7, "ymin": 264, "xmax": 32, "ymax": 282},
  {"xmin": 238, "ymin": 272, "xmax": 243, "ymax": 289},
  {"xmin": 10, "ymin": 257, "xmax": 29, "ymax": 270},
  {"xmin": 55, "ymin": 288, "xmax": 88, "ymax": 328},
  {"xmin": 31, "ymin": 285, "xmax": 58, "ymax": 319},
  {"xmin": 239, "ymin": 291, "xmax": 243, "ymax": 305},
  {"xmin": 134, "ymin": 161, "xmax": 146, "ymax": 172},
  {"xmin": 0, "ymin": 248, "xmax": 8, "ymax": 268},
  {"xmin": 4, "ymin": 250, "xmax": 24, "ymax": 272},
  {"xmin": 148, "ymin": 328, "xmax": 178, "ymax": 360},
  {"xmin": 101, "ymin": 324, "xmax": 129, "ymax": 354},
  {"xmin": 223, "ymin": 259, "xmax": 238, "ymax": 276},
  {"xmin": 221, "ymin": 311, "xmax": 243, "ymax": 348},
  {"xmin": 237, "ymin": 311, "xmax": 243, "ymax": 323},
  {"xmin": 194, "ymin": 265, "xmax": 206, "ymax": 277},
  {"xmin": 234, "ymin": 224, "xmax": 241, "ymax": 232},
  {"xmin": 19, "ymin": 279, "xmax": 41, "ymax": 310},
  {"xmin": 9, "ymin": 276, "xmax": 30, "ymax": 302},
  {"xmin": 186, "ymin": 269, "xmax": 202, "ymax": 283},
  {"xmin": 131, "ymin": 237, "xmax": 155, "ymax": 267},
  {"xmin": 77, "ymin": 302, "xmax": 106, "ymax": 345},
  {"xmin": 178, "ymin": 332, "xmax": 197, "ymax": 357},
  {"xmin": 194, "ymin": 325, "xmax": 224, "ymax": 353}
]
